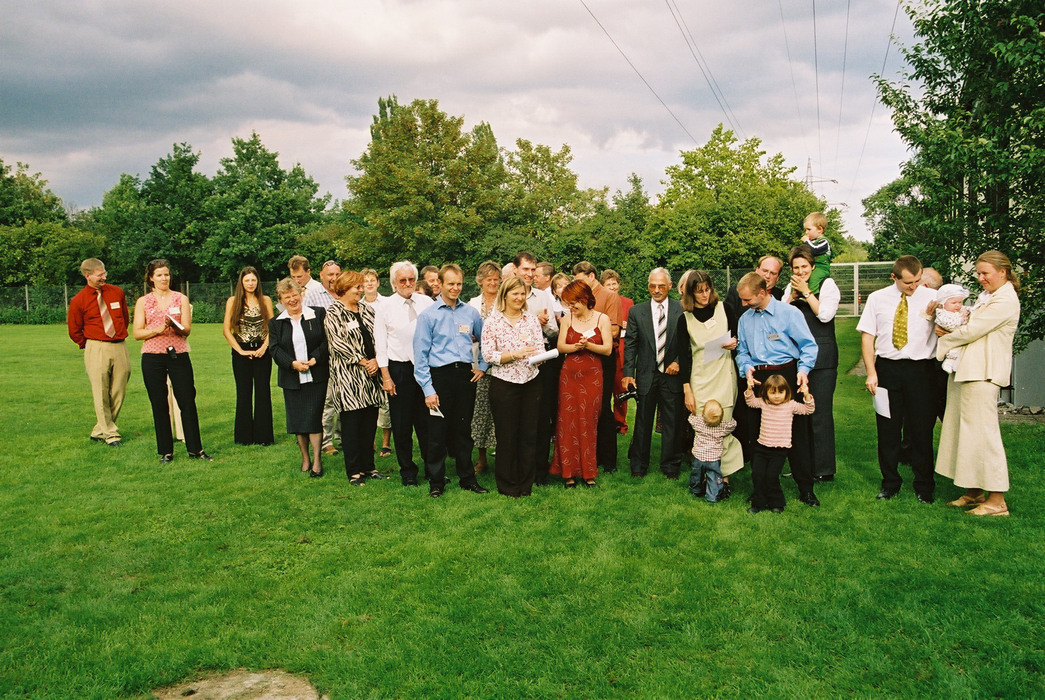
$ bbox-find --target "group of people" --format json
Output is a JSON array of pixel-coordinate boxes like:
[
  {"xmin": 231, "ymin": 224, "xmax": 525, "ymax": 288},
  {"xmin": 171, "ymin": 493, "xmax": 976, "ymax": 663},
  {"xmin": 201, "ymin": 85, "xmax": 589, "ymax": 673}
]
[{"xmin": 68, "ymin": 216, "xmax": 1021, "ymax": 513}]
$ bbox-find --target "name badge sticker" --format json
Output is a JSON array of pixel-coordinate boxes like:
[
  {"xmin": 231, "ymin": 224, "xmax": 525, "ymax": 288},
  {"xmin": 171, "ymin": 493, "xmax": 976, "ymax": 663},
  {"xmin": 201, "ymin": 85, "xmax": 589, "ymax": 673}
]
[
  {"xmin": 581, "ymin": 329, "xmax": 596, "ymax": 340},
  {"xmin": 346, "ymin": 320, "xmax": 360, "ymax": 331},
  {"xmin": 458, "ymin": 323, "xmax": 470, "ymax": 334},
  {"xmin": 767, "ymin": 333, "xmax": 781, "ymax": 341},
  {"xmin": 109, "ymin": 302, "xmax": 121, "ymax": 310},
  {"xmin": 704, "ymin": 319, "xmax": 717, "ymax": 330},
  {"xmin": 168, "ymin": 305, "xmax": 180, "ymax": 315}
]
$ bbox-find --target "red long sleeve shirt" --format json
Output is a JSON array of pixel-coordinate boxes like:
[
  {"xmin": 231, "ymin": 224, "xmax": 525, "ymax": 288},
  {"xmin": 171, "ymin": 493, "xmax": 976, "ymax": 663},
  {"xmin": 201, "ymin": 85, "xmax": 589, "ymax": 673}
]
[{"xmin": 67, "ymin": 284, "xmax": 130, "ymax": 348}]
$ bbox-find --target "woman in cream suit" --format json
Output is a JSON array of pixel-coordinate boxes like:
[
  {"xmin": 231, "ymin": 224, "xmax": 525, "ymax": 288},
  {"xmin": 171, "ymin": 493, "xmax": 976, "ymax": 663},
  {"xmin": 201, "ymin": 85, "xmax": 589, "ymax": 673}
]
[{"xmin": 935, "ymin": 251, "xmax": 1021, "ymax": 516}]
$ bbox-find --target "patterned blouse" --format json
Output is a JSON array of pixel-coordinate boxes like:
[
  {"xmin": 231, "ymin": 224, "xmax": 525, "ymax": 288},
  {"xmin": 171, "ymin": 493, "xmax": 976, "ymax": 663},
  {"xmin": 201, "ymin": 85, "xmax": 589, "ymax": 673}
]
[
  {"xmin": 480, "ymin": 310, "xmax": 543, "ymax": 385},
  {"xmin": 324, "ymin": 300, "xmax": 384, "ymax": 412},
  {"xmin": 140, "ymin": 291, "xmax": 189, "ymax": 355},
  {"xmin": 235, "ymin": 303, "xmax": 267, "ymax": 346}
]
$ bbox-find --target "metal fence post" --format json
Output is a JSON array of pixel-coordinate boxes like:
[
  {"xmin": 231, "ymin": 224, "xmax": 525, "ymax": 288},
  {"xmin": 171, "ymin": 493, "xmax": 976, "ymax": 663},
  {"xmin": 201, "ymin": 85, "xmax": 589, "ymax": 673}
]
[{"xmin": 853, "ymin": 263, "xmax": 860, "ymax": 316}]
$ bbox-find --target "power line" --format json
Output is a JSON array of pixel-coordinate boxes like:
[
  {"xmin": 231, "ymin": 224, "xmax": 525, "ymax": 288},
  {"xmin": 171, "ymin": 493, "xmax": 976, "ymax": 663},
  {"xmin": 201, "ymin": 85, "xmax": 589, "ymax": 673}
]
[
  {"xmin": 834, "ymin": 0, "xmax": 851, "ymax": 174},
  {"xmin": 663, "ymin": 0, "xmax": 745, "ymax": 138},
  {"xmin": 812, "ymin": 0, "xmax": 823, "ymax": 186},
  {"xmin": 578, "ymin": 0, "xmax": 699, "ymax": 144},
  {"xmin": 778, "ymin": 0, "xmax": 810, "ymax": 155},
  {"xmin": 848, "ymin": 0, "xmax": 903, "ymax": 198}
]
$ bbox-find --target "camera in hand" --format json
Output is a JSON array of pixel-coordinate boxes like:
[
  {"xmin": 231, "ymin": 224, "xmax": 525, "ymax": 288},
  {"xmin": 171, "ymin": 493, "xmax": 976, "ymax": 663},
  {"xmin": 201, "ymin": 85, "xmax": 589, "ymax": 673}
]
[
  {"xmin": 166, "ymin": 346, "xmax": 178, "ymax": 359},
  {"xmin": 615, "ymin": 389, "xmax": 637, "ymax": 403}
]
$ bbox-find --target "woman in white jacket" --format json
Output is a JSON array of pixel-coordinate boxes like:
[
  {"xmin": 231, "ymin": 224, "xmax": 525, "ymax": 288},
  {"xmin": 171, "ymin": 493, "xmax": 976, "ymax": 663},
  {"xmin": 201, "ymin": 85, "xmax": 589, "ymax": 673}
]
[{"xmin": 934, "ymin": 250, "xmax": 1021, "ymax": 516}]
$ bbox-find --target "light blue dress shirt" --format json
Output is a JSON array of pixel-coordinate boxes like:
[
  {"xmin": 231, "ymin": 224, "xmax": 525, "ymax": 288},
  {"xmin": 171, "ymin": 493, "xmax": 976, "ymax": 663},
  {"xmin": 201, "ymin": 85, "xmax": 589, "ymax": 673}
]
[
  {"xmin": 736, "ymin": 297, "xmax": 819, "ymax": 376},
  {"xmin": 413, "ymin": 297, "xmax": 487, "ymax": 396}
]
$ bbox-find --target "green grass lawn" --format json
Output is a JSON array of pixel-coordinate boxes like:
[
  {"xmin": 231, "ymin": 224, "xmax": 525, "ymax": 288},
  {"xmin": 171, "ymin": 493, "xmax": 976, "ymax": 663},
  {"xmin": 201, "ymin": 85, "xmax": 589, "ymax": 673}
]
[{"xmin": 1, "ymin": 320, "xmax": 1043, "ymax": 698}]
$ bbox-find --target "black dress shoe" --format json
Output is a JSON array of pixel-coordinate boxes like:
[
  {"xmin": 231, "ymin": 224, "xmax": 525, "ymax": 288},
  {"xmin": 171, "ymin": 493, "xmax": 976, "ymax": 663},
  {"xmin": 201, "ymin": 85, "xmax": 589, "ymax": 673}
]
[
  {"xmin": 90, "ymin": 436, "xmax": 105, "ymax": 443},
  {"xmin": 916, "ymin": 493, "xmax": 935, "ymax": 504},
  {"xmin": 602, "ymin": 466, "xmax": 618, "ymax": 474},
  {"xmin": 663, "ymin": 472, "xmax": 680, "ymax": 480},
  {"xmin": 462, "ymin": 482, "xmax": 489, "ymax": 494},
  {"xmin": 159, "ymin": 453, "xmax": 174, "ymax": 464},
  {"xmin": 189, "ymin": 450, "xmax": 213, "ymax": 461},
  {"xmin": 769, "ymin": 507, "xmax": 785, "ymax": 514},
  {"xmin": 877, "ymin": 489, "xmax": 899, "ymax": 500},
  {"xmin": 799, "ymin": 492, "xmax": 821, "ymax": 507},
  {"xmin": 534, "ymin": 476, "xmax": 550, "ymax": 486},
  {"xmin": 631, "ymin": 471, "xmax": 646, "ymax": 478},
  {"xmin": 107, "ymin": 440, "xmax": 123, "ymax": 448},
  {"xmin": 429, "ymin": 487, "xmax": 443, "ymax": 498},
  {"xmin": 402, "ymin": 478, "xmax": 419, "ymax": 487},
  {"xmin": 813, "ymin": 474, "xmax": 834, "ymax": 483},
  {"xmin": 747, "ymin": 505, "xmax": 765, "ymax": 514}
]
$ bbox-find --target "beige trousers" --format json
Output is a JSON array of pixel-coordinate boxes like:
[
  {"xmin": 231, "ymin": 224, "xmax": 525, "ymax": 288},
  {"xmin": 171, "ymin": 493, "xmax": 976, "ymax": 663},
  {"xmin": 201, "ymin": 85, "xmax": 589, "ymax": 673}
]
[{"xmin": 83, "ymin": 339, "xmax": 130, "ymax": 443}]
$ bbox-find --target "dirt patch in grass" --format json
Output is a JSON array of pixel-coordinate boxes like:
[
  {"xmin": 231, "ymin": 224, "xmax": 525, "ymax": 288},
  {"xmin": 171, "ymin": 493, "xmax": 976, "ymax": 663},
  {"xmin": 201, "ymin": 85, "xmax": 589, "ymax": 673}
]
[{"xmin": 152, "ymin": 669, "xmax": 325, "ymax": 700}]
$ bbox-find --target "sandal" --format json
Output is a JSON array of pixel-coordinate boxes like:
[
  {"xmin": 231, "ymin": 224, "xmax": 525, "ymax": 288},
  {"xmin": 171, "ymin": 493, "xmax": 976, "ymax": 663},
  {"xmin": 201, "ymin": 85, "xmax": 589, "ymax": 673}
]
[
  {"xmin": 564, "ymin": 479, "xmax": 577, "ymax": 489},
  {"xmin": 367, "ymin": 469, "xmax": 389, "ymax": 480},
  {"xmin": 947, "ymin": 493, "xmax": 986, "ymax": 507},
  {"xmin": 379, "ymin": 447, "xmax": 393, "ymax": 458},
  {"xmin": 349, "ymin": 473, "xmax": 366, "ymax": 486},
  {"xmin": 583, "ymin": 479, "xmax": 597, "ymax": 488},
  {"xmin": 967, "ymin": 503, "xmax": 1009, "ymax": 517}
]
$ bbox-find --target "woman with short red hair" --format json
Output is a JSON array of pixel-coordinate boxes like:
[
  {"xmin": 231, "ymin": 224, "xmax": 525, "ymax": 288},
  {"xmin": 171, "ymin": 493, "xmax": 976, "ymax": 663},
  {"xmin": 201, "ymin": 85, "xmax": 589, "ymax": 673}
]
[{"xmin": 550, "ymin": 280, "xmax": 613, "ymax": 487}]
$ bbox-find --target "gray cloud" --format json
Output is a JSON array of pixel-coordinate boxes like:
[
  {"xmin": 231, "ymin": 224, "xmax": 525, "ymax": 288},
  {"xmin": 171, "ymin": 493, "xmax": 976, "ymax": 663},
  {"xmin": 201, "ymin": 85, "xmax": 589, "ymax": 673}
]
[{"xmin": 0, "ymin": 0, "xmax": 916, "ymax": 238}]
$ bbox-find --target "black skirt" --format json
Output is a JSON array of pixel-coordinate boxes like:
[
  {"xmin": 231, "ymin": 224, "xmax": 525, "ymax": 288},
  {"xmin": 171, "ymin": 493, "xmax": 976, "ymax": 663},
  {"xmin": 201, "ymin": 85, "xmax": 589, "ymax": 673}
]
[{"xmin": 282, "ymin": 379, "xmax": 327, "ymax": 434}]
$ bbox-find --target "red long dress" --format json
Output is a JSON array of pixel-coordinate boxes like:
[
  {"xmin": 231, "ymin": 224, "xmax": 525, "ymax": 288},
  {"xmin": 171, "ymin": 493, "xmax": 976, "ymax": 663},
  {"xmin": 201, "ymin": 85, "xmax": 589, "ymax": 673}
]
[{"xmin": 550, "ymin": 323, "xmax": 604, "ymax": 480}]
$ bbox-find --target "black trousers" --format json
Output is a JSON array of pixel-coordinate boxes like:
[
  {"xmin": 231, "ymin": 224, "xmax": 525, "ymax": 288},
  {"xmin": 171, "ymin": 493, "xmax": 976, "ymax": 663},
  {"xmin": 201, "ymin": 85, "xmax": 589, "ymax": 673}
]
[
  {"xmin": 534, "ymin": 354, "xmax": 562, "ymax": 479},
  {"xmin": 231, "ymin": 347, "xmax": 273, "ymax": 445},
  {"xmin": 387, "ymin": 360, "xmax": 429, "ymax": 483},
  {"xmin": 751, "ymin": 444, "xmax": 790, "ymax": 509},
  {"xmin": 751, "ymin": 363, "xmax": 814, "ymax": 495},
  {"xmin": 425, "ymin": 363, "xmax": 479, "ymax": 487},
  {"xmin": 341, "ymin": 405, "xmax": 378, "ymax": 478},
  {"xmin": 489, "ymin": 375, "xmax": 541, "ymax": 496},
  {"xmin": 142, "ymin": 351, "xmax": 203, "ymax": 456},
  {"xmin": 874, "ymin": 358, "xmax": 937, "ymax": 497},
  {"xmin": 596, "ymin": 349, "xmax": 619, "ymax": 471},
  {"xmin": 807, "ymin": 366, "xmax": 837, "ymax": 478},
  {"xmin": 733, "ymin": 375, "xmax": 755, "ymax": 463},
  {"xmin": 627, "ymin": 371, "xmax": 683, "ymax": 475}
]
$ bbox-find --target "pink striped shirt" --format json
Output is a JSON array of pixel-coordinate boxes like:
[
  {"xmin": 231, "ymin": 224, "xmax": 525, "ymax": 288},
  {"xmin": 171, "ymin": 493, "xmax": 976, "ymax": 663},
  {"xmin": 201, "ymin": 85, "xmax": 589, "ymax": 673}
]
[{"xmin": 744, "ymin": 390, "xmax": 815, "ymax": 448}]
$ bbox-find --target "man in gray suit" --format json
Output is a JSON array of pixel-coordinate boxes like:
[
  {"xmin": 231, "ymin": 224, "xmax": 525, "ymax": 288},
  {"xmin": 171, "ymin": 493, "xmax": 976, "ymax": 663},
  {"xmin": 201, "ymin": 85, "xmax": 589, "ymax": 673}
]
[{"xmin": 622, "ymin": 268, "xmax": 687, "ymax": 478}]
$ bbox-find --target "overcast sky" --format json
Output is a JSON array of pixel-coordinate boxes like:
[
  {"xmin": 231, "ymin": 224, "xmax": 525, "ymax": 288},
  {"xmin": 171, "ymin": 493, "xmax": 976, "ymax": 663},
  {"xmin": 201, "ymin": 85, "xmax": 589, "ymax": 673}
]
[{"xmin": 1, "ymin": 0, "xmax": 916, "ymax": 241}]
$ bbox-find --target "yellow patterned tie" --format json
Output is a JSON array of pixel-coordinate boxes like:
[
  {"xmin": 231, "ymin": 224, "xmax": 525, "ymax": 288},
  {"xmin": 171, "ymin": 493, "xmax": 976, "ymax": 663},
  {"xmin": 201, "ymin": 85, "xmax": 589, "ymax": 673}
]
[{"xmin": 892, "ymin": 294, "xmax": 908, "ymax": 350}]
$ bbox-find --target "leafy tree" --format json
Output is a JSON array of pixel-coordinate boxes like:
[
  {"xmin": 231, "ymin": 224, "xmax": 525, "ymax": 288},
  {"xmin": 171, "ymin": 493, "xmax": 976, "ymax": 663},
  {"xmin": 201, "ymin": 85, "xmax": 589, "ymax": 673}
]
[
  {"xmin": 0, "ymin": 158, "xmax": 68, "ymax": 227},
  {"xmin": 875, "ymin": 0, "xmax": 1045, "ymax": 346},
  {"xmin": 647, "ymin": 125, "xmax": 833, "ymax": 274},
  {"xmin": 200, "ymin": 132, "xmax": 330, "ymax": 282},
  {"xmin": 347, "ymin": 96, "xmax": 507, "ymax": 271},
  {"xmin": 0, "ymin": 221, "xmax": 103, "ymax": 285}
]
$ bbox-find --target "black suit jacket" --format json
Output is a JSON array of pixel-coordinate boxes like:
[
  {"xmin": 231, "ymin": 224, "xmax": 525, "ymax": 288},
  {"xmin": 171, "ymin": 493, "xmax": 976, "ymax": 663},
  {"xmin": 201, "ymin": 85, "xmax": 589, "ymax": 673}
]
[
  {"xmin": 269, "ymin": 306, "xmax": 330, "ymax": 390},
  {"xmin": 623, "ymin": 298, "xmax": 685, "ymax": 395}
]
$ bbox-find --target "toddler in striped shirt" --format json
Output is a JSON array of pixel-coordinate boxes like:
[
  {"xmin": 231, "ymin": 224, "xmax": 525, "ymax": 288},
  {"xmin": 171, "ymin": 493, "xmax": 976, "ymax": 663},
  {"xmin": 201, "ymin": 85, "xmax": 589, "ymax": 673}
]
[
  {"xmin": 688, "ymin": 400, "xmax": 737, "ymax": 503},
  {"xmin": 744, "ymin": 374, "xmax": 815, "ymax": 513}
]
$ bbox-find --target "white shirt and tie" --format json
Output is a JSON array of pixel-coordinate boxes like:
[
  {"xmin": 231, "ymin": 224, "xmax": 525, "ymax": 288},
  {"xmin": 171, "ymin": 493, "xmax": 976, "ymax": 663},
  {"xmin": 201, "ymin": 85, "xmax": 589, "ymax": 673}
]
[
  {"xmin": 652, "ymin": 299, "xmax": 668, "ymax": 372},
  {"xmin": 375, "ymin": 292, "xmax": 435, "ymax": 367}
]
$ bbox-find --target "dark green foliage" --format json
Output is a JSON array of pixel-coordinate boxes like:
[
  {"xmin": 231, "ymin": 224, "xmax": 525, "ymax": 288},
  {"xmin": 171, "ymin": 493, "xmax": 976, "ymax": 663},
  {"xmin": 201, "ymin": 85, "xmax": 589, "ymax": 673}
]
[
  {"xmin": 874, "ymin": 0, "xmax": 1045, "ymax": 348},
  {"xmin": 0, "ymin": 158, "xmax": 68, "ymax": 227}
]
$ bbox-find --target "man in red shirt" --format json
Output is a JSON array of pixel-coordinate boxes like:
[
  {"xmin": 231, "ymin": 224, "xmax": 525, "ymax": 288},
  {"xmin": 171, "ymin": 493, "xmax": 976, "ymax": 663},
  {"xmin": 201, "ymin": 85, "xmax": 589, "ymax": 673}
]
[{"xmin": 67, "ymin": 258, "xmax": 131, "ymax": 446}]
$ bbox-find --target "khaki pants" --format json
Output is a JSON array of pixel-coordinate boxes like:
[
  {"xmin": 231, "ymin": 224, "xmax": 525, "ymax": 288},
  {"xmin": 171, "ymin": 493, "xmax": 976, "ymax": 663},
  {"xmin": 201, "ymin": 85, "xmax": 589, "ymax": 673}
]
[{"xmin": 84, "ymin": 339, "xmax": 130, "ymax": 443}]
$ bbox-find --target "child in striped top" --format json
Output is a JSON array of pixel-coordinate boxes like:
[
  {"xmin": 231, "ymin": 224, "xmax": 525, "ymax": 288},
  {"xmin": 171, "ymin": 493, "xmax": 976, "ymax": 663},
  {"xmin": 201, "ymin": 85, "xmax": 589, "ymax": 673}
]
[
  {"xmin": 744, "ymin": 374, "xmax": 815, "ymax": 513},
  {"xmin": 687, "ymin": 399, "xmax": 737, "ymax": 503}
]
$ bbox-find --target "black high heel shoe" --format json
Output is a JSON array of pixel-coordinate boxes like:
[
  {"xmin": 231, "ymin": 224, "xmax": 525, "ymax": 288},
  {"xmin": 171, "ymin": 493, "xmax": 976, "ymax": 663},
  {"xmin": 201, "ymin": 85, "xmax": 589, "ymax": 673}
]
[{"xmin": 310, "ymin": 466, "xmax": 324, "ymax": 478}]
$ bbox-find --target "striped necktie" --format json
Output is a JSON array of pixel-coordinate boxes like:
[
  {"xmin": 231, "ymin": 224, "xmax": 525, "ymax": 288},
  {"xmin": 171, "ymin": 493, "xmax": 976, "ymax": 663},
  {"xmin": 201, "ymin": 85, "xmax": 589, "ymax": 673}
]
[
  {"xmin": 892, "ymin": 294, "xmax": 908, "ymax": 350},
  {"xmin": 656, "ymin": 302, "xmax": 667, "ymax": 371},
  {"xmin": 97, "ymin": 290, "xmax": 116, "ymax": 338}
]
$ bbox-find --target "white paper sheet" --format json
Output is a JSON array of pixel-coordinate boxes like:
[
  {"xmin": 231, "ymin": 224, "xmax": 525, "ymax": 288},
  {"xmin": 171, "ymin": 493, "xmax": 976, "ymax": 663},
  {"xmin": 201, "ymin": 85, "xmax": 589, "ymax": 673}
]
[
  {"xmin": 873, "ymin": 387, "xmax": 890, "ymax": 418},
  {"xmin": 702, "ymin": 333, "xmax": 733, "ymax": 364},
  {"xmin": 528, "ymin": 348, "xmax": 559, "ymax": 365}
]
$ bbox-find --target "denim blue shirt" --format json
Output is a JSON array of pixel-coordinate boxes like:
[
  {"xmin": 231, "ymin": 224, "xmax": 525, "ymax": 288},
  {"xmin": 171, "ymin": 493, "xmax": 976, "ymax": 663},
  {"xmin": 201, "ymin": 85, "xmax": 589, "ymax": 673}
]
[
  {"xmin": 736, "ymin": 297, "xmax": 819, "ymax": 376},
  {"xmin": 413, "ymin": 296, "xmax": 487, "ymax": 396}
]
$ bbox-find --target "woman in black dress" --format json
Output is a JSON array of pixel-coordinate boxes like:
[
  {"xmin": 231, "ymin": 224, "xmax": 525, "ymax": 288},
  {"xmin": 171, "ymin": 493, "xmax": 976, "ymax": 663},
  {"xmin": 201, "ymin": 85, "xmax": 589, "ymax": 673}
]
[{"xmin": 269, "ymin": 278, "xmax": 329, "ymax": 477}]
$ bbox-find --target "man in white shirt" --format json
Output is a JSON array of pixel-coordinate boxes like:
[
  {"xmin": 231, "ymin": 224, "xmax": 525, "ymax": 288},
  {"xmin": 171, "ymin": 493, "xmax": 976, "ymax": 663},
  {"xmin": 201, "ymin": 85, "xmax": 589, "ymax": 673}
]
[
  {"xmin": 288, "ymin": 255, "xmax": 325, "ymax": 300},
  {"xmin": 303, "ymin": 260, "xmax": 339, "ymax": 309},
  {"xmin": 857, "ymin": 255, "xmax": 939, "ymax": 503},
  {"xmin": 514, "ymin": 252, "xmax": 560, "ymax": 483},
  {"xmin": 374, "ymin": 260, "xmax": 435, "ymax": 486}
]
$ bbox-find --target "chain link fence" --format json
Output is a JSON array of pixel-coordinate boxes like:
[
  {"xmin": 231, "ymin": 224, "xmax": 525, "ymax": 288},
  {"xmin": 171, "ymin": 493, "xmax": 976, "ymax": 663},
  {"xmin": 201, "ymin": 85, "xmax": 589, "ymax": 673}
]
[{"xmin": 2, "ymin": 263, "xmax": 895, "ymax": 324}]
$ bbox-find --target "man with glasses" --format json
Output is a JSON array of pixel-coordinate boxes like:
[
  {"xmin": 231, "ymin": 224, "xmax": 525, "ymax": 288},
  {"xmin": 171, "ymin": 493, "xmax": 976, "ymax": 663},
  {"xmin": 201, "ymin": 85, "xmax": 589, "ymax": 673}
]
[{"xmin": 374, "ymin": 261, "xmax": 435, "ymax": 486}]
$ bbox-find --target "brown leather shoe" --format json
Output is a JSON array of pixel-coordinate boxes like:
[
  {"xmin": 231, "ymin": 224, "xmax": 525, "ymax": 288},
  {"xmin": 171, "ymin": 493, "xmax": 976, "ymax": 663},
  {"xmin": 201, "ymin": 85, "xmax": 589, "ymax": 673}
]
[{"xmin": 322, "ymin": 445, "xmax": 338, "ymax": 456}]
